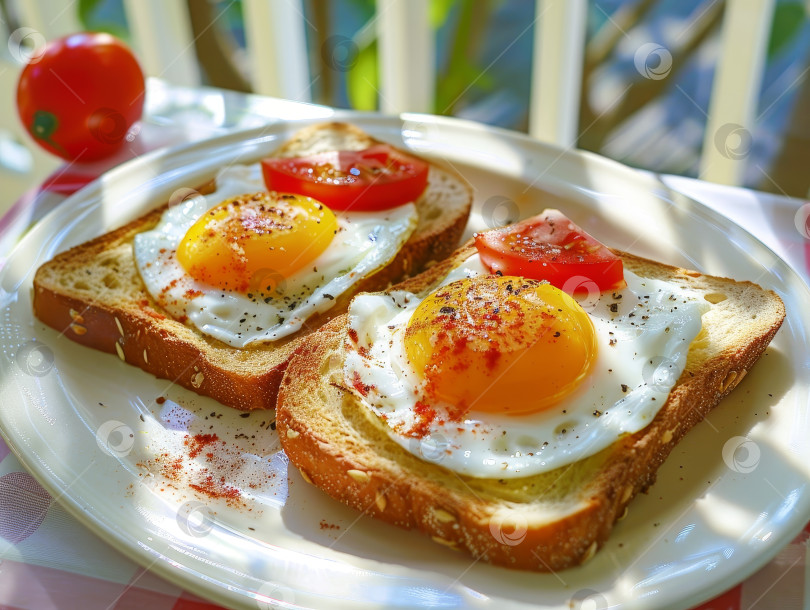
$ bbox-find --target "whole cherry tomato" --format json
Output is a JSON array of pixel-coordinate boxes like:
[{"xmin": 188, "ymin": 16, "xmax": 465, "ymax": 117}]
[{"xmin": 16, "ymin": 32, "xmax": 145, "ymax": 161}]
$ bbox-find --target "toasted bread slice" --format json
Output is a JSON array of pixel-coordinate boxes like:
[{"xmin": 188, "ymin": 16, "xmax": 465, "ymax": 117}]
[
  {"xmin": 32, "ymin": 123, "xmax": 472, "ymax": 411},
  {"xmin": 275, "ymin": 240, "xmax": 786, "ymax": 571}
]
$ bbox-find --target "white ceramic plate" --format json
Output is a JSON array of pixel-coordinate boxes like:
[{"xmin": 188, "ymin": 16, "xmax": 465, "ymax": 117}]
[{"xmin": 1, "ymin": 114, "xmax": 809, "ymax": 610}]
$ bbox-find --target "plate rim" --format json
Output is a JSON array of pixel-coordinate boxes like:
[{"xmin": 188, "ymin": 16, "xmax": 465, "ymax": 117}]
[{"xmin": 1, "ymin": 109, "xmax": 809, "ymax": 610}]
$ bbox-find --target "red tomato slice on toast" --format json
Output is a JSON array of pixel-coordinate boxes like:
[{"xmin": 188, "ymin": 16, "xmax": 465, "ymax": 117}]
[
  {"xmin": 261, "ymin": 144, "xmax": 428, "ymax": 212},
  {"xmin": 474, "ymin": 209, "xmax": 625, "ymax": 293}
]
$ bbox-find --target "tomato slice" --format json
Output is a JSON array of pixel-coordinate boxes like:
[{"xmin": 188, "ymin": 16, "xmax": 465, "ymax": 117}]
[
  {"xmin": 474, "ymin": 209, "xmax": 624, "ymax": 292},
  {"xmin": 261, "ymin": 144, "xmax": 429, "ymax": 212}
]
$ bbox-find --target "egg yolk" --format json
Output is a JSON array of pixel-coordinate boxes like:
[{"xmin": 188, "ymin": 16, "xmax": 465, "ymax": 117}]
[
  {"xmin": 404, "ymin": 275, "xmax": 597, "ymax": 416},
  {"xmin": 176, "ymin": 192, "xmax": 338, "ymax": 293}
]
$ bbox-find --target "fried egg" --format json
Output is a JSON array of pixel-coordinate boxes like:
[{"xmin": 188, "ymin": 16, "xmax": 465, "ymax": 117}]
[
  {"xmin": 344, "ymin": 254, "xmax": 709, "ymax": 478},
  {"xmin": 134, "ymin": 164, "xmax": 418, "ymax": 347}
]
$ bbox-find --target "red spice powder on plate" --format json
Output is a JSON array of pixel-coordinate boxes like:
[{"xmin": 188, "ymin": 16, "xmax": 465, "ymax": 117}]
[{"xmin": 185, "ymin": 433, "xmax": 219, "ymax": 459}]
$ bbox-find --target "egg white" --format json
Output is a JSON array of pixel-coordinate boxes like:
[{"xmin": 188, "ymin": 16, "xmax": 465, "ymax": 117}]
[
  {"xmin": 344, "ymin": 254, "xmax": 709, "ymax": 478},
  {"xmin": 134, "ymin": 164, "xmax": 418, "ymax": 348}
]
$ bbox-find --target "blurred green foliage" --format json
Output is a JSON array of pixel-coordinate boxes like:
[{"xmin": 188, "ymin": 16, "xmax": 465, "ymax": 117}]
[
  {"xmin": 78, "ymin": 0, "xmax": 128, "ymax": 39},
  {"xmin": 768, "ymin": 1, "xmax": 806, "ymax": 58},
  {"xmin": 346, "ymin": 0, "xmax": 497, "ymax": 113}
]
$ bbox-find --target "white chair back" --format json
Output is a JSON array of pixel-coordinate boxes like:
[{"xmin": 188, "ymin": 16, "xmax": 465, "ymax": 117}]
[{"xmin": 0, "ymin": 0, "xmax": 777, "ymax": 198}]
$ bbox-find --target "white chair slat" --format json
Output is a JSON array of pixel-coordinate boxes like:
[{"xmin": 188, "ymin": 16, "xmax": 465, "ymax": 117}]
[
  {"xmin": 529, "ymin": 0, "xmax": 587, "ymax": 148},
  {"xmin": 242, "ymin": 0, "xmax": 311, "ymax": 102},
  {"xmin": 700, "ymin": 0, "xmax": 776, "ymax": 185},
  {"xmin": 376, "ymin": 0, "xmax": 435, "ymax": 114},
  {"xmin": 1, "ymin": 0, "xmax": 786, "ymax": 192},
  {"xmin": 122, "ymin": 0, "xmax": 201, "ymax": 87}
]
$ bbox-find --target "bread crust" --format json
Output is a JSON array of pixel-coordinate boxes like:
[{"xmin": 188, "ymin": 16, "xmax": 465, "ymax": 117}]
[
  {"xmin": 32, "ymin": 123, "xmax": 472, "ymax": 411},
  {"xmin": 276, "ymin": 243, "xmax": 786, "ymax": 570}
]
